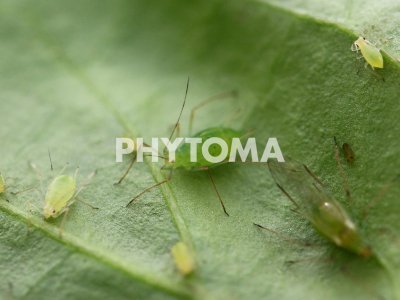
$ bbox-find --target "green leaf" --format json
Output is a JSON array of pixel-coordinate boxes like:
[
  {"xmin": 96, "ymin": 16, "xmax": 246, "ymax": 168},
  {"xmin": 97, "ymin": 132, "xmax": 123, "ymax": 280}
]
[{"xmin": 1, "ymin": 0, "xmax": 399, "ymax": 299}]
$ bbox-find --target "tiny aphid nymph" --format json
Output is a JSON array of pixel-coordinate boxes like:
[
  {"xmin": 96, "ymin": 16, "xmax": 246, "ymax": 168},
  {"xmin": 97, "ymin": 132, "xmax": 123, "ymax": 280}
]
[
  {"xmin": 24, "ymin": 161, "xmax": 98, "ymax": 235},
  {"xmin": 171, "ymin": 241, "xmax": 195, "ymax": 276},
  {"xmin": 43, "ymin": 174, "xmax": 76, "ymax": 219},
  {"xmin": 351, "ymin": 36, "xmax": 383, "ymax": 69},
  {"xmin": 342, "ymin": 143, "xmax": 355, "ymax": 164}
]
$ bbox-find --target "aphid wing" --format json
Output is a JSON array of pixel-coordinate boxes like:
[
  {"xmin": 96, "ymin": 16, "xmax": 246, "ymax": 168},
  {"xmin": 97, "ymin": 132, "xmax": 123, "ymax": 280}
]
[{"xmin": 268, "ymin": 159, "xmax": 325, "ymax": 216}]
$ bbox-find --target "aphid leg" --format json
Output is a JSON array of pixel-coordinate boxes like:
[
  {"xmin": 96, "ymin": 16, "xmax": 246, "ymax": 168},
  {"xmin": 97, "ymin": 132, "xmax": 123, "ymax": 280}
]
[
  {"xmin": 276, "ymin": 183, "xmax": 300, "ymax": 210},
  {"xmin": 59, "ymin": 207, "xmax": 70, "ymax": 238},
  {"xmin": 253, "ymin": 223, "xmax": 313, "ymax": 247},
  {"xmin": 333, "ymin": 137, "xmax": 352, "ymax": 203},
  {"xmin": 76, "ymin": 197, "xmax": 99, "ymax": 210},
  {"xmin": 10, "ymin": 186, "xmax": 38, "ymax": 196},
  {"xmin": 126, "ymin": 170, "xmax": 173, "ymax": 207},
  {"xmin": 188, "ymin": 90, "xmax": 238, "ymax": 135},
  {"xmin": 285, "ymin": 255, "xmax": 334, "ymax": 266},
  {"xmin": 303, "ymin": 164, "xmax": 324, "ymax": 186},
  {"xmin": 126, "ymin": 179, "xmax": 170, "ymax": 207},
  {"xmin": 222, "ymin": 106, "xmax": 243, "ymax": 126},
  {"xmin": 114, "ymin": 153, "xmax": 136, "ymax": 185},
  {"xmin": 74, "ymin": 170, "xmax": 97, "ymax": 199},
  {"xmin": 26, "ymin": 199, "xmax": 40, "ymax": 214},
  {"xmin": 351, "ymin": 43, "xmax": 359, "ymax": 52},
  {"xmin": 207, "ymin": 169, "xmax": 229, "ymax": 216},
  {"xmin": 29, "ymin": 162, "xmax": 45, "ymax": 196},
  {"xmin": 361, "ymin": 176, "xmax": 398, "ymax": 221}
]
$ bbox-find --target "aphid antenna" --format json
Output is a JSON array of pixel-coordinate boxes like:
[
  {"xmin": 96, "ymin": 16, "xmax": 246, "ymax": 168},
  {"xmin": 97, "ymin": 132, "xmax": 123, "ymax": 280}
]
[
  {"xmin": 167, "ymin": 77, "xmax": 190, "ymax": 144},
  {"xmin": 48, "ymin": 148, "xmax": 53, "ymax": 171},
  {"xmin": 253, "ymin": 223, "xmax": 313, "ymax": 247},
  {"xmin": 126, "ymin": 177, "xmax": 171, "ymax": 207},
  {"xmin": 189, "ymin": 89, "xmax": 238, "ymax": 136}
]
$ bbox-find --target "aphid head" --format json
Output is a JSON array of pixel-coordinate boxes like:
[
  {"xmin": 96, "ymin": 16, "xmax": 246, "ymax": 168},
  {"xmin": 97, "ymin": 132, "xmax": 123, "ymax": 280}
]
[
  {"xmin": 351, "ymin": 36, "xmax": 365, "ymax": 52},
  {"xmin": 43, "ymin": 203, "xmax": 57, "ymax": 219}
]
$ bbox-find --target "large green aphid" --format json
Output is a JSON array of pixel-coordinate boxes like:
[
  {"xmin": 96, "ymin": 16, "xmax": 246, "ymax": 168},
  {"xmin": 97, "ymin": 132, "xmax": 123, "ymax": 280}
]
[
  {"xmin": 351, "ymin": 36, "xmax": 383, "ymax": 70},
  {"xmin": 264, "ymin": 159, "xmax": 372, "ymax": 257},
  {"xmin": 163, "ymin": 127, "xmax": 243, "ymax": 171},
  {"xmin": 123, "ymin": 79, "xmax": 243, "ymax": 215}
]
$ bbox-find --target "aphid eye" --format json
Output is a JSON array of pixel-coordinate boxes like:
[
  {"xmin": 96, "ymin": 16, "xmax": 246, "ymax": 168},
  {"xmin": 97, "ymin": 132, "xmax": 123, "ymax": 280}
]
[
  {"xmin": 52, "ymin": 209, "xmax": 56, "ymax": 214},
  {"xmin": 362, "ymin": 37, "xmax": 366, "ymax": 40}
]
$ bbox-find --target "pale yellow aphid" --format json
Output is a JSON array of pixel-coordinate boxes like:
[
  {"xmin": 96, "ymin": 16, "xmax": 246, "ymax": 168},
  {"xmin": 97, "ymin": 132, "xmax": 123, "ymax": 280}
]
[
  {"xmin": 43, "ymin": 174, "xmax": 76, "ymax": 219},
  {"xmin": 351, "ymin": 36, "xmax": 383, "ymax": 69},
  {"xmin": 171, "ymin": 241, "xmax": 195, "ymax": 276},
  {"xmin": 26, "ymin": 161, "xmax": 98, "ymax": 234},
  {"xmin": 0, "ymin": 173, "xmax": 5, "ymax": 194}
]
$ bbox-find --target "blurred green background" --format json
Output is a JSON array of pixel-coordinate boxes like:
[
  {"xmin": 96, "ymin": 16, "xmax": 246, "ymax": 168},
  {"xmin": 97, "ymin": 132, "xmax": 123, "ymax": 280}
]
[{"xmin": 0, "ymin": 0, "xmax": 399, "ymax": 299}]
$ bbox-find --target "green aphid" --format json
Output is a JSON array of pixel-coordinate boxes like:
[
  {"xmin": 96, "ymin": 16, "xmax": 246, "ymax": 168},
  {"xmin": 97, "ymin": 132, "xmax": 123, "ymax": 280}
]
[
  {"xmin": 267, "ymin": 159, "xmax": 372, "ymax": 257},
  {"xmin": 43, "ymin": 174, "xmax": 77, "ymax": 219},
  {"xmin": 25, "ymin": 161, "xmax": 98, "ymax": 234},
  {"xmin": 163, "ymin": 127, "xmax": 242, "ymax": 171},
  {"xmin": 171, "ymin": 241, "xmax": 196, "ymax": 276},
  {"xmin": 351, "ymin": 36, "xmax": 383, "ymax": 70},
  {"xmin": 124, "ymin": 78, "xmax": 242, "ymax": 216}
]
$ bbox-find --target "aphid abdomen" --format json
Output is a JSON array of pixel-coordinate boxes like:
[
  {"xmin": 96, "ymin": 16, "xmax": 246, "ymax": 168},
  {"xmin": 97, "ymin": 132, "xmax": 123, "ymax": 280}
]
[
  {"xmin": 309, "ymin": 199, "xmax": 371, "ymax": 257},
  {"xmin": 44, "ymin": 175, "xmax": 76, "ymax": 218},
  {"xmin": 171, "ymin": 127, "xmax": 242, "ymax": 171},
  {"xmin": 360, "ymin": 44, "xmax": 383, "ymax": 69}
]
